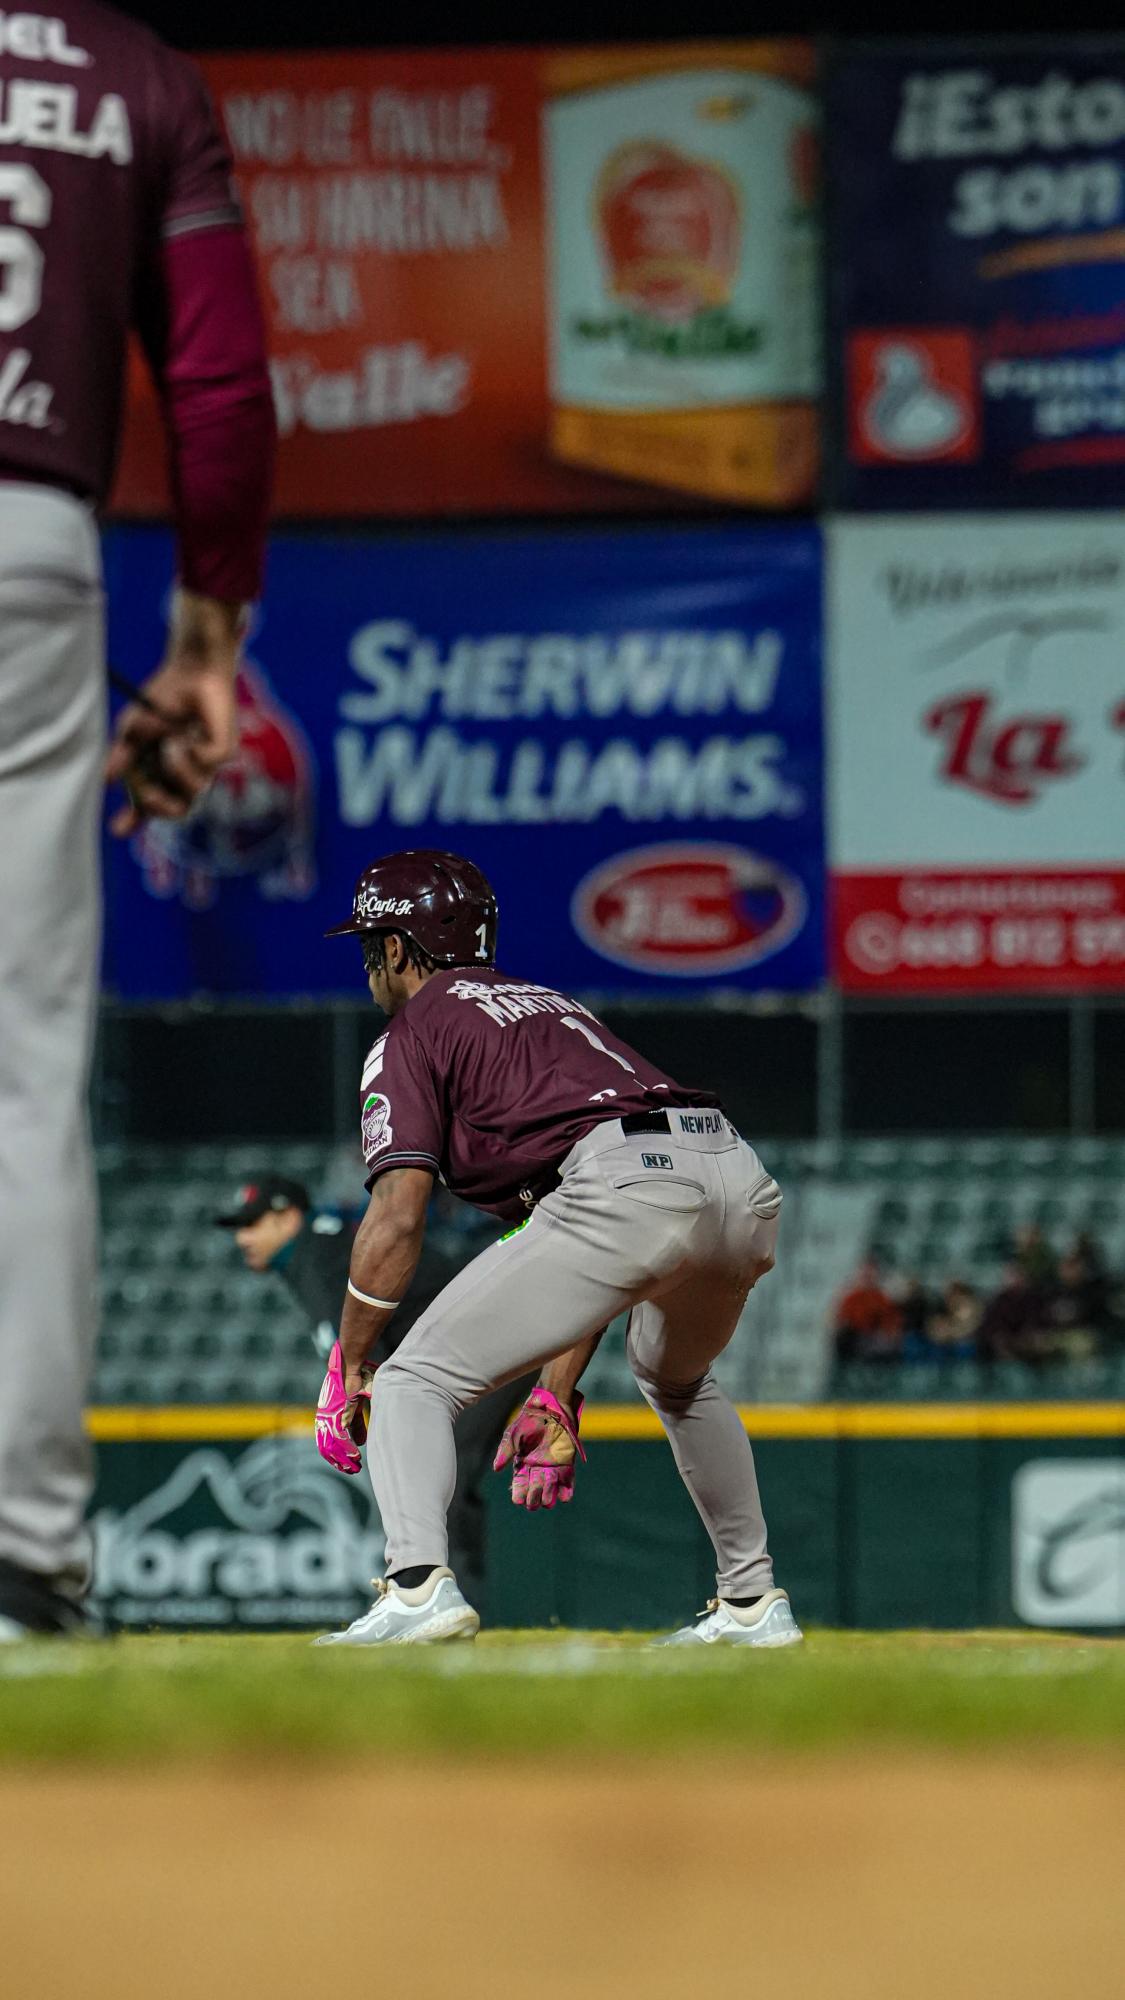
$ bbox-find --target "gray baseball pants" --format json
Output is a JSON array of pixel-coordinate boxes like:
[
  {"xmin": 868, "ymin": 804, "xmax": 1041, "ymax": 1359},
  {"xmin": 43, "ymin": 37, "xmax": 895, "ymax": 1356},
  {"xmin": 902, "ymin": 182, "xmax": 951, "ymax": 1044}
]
[
  {"xmin": 0, "ymin": 484, "xmax": 104, "ymax": 1592},
  {"xmin": 370, "ymin": 1114, "xmax": 782, "ymax": 1600}
]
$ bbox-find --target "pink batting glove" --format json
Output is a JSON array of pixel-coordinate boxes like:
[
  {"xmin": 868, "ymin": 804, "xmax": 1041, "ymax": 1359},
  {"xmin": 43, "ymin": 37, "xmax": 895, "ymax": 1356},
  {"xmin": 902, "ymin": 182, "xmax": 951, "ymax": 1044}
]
[
  {"xmin": 315, "ymin": 1341, "xmax": 374, "ymax": 1476},
  {"xmin": 493, "ymin": 1388, "xmax": 585, "ymax": 1511}
]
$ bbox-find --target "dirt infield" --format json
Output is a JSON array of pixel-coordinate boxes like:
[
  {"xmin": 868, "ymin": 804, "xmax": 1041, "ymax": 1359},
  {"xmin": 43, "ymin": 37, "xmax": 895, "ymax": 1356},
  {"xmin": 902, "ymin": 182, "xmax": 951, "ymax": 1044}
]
[{"xmin": 3, "ymin": 1757, "xmax": 1121, "ymax": 2000}]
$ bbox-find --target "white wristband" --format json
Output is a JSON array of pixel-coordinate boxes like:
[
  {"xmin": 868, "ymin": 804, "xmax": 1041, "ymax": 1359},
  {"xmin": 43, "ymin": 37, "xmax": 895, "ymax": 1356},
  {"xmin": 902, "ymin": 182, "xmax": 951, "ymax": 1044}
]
[{"xmin": 348, "ymin": 1279, "xmax": 400, "ymax": 1311}]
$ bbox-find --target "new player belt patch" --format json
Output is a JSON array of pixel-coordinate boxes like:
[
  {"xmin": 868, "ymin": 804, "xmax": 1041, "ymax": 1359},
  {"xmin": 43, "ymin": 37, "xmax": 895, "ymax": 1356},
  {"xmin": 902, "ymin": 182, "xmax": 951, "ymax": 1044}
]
[{"xmin": 641, "ymin": 1152, "xmax": 674, "ymax": 1170}]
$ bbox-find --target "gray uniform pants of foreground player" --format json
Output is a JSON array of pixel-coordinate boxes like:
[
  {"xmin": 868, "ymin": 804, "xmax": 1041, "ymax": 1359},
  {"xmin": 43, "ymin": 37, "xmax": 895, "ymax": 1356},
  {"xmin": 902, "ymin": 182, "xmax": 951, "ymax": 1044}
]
[
  {"xmin": 0, "ymin": 485, "xmax": 105, "ymax": 1591},
  {"xmin": 371, "ymin": 1116, "xmax": 783, "ymax": 1599}
]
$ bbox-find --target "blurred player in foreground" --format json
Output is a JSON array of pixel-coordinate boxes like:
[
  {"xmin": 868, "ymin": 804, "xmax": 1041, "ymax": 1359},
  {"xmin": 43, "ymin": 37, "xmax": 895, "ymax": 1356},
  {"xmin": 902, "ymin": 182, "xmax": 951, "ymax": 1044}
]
[
  {"xmin": 215, "ymin": 1174, "xmax": 534, "ymax": 1611},
  {"xmin": 0, "ymin": 3, "xmax": 274, "ymax": 1640},
  {"xmin": 312, "ymin": 850, "xmax": 800, "ymax": 1648}
]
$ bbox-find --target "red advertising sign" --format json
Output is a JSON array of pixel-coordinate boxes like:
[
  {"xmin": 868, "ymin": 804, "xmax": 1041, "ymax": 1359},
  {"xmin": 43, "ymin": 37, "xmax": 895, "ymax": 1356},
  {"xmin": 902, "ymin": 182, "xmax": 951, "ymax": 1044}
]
[
  {"xmin": 832, "ymin": 871, "xmax": 1125, "ymax": 995},
  {"xmin": 111, "ymin": 42, "xmax": 819, "ymax": 520},
  {"xmin": 829, "ymin": 516, "xmax": 1125, "ymax": 995}
]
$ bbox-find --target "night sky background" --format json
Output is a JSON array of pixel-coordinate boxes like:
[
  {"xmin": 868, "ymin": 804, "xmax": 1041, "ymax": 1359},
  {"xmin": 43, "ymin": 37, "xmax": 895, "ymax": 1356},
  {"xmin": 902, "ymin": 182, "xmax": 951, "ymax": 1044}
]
[{"xmin": 123, "ymin": 5, "xmax": 1124, "ymax": 55}]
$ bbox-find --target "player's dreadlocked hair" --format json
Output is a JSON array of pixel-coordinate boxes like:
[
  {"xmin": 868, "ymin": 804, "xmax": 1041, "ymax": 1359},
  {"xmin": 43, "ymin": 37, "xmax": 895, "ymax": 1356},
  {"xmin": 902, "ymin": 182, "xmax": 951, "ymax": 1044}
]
[{"xmin": 361, "ymin": 930, "xmax": 440, "ymax": 979}]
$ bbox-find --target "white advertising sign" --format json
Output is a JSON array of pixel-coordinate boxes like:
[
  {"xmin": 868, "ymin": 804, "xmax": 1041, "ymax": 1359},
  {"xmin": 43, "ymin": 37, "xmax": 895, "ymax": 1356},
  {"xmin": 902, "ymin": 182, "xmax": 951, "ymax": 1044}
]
[
  {"xmin": 1012, "ymin": 1460, "xmax": 1125, "ymax": 1629},
  {"xmin": 829, "ymin": 515, "xmax": 1125, "ymax": 991}
]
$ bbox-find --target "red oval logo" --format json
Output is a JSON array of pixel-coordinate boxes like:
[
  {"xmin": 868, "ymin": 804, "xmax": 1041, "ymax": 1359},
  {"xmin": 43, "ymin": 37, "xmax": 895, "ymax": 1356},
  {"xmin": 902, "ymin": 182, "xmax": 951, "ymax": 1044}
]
[
  {"xmin": 572, "ymin": 842, "xmax": 806, "ymax": 977},
  {"xmin": 597, "ymin": 142, "xmax": 740, "ymax": 325}
]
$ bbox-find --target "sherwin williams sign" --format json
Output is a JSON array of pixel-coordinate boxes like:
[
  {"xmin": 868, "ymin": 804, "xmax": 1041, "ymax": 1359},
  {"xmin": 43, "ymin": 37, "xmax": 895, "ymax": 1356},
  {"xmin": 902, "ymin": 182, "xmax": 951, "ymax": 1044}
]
[
  {"xmin": 110, "ymin": 40, "xmax": 819, "ymax": 520},
  {"xmin": 829, "ymin": 40, "xmax": 1125, "ymax": 506},
  {"xmin": 102, "ymin": 523, "xmax": 824, "ymax": 998},
  {"xmin": 828, "ymin": 515, "xmax": 1125, "ymax": 994}
]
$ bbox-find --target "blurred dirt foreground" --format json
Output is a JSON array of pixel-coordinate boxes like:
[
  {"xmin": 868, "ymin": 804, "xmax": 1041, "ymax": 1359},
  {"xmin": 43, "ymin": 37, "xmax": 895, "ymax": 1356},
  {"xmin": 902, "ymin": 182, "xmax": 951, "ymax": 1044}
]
[{"xmin": 2, "ymin": 1758, "xmax": 1121, "ymax": 1999}]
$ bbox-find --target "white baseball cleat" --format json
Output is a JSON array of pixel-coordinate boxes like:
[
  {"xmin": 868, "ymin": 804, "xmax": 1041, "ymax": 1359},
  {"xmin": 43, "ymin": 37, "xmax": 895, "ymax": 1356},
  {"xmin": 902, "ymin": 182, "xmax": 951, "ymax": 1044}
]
[
  {"xmin": 656, "ymin": 1587, "xmax": 803, "ymax": 1648},
  {"xmin": 313, "ymin": 1567, "xmax": 480, "ymax": 1647}
]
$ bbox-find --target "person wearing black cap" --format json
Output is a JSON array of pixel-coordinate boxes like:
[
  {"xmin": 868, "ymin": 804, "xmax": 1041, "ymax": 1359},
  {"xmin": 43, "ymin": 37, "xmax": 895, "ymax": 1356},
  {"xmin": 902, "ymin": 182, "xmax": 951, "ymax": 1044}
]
[
  {"xmin": 215, "ymin": 1174, "xmax": 533, "ymax": 1613},
  {"xmin": 216, "ymin": 1176, "xmax": 344, "ymax": 1361}
]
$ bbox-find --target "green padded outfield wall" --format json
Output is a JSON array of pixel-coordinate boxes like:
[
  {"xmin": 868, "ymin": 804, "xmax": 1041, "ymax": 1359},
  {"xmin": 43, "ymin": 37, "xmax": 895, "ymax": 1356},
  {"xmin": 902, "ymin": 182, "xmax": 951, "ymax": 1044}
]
[{"xmin": 86, "ymin": 1406, "xmax": 1125, "ymax": 1635}]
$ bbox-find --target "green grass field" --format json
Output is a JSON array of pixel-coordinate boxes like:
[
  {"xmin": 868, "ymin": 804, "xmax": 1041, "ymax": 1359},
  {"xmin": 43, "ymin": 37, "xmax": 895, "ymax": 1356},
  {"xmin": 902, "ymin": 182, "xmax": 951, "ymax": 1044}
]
[{"xmin": 2, "ymin": 1628, "xmax": 1123, "ymax": 1765}]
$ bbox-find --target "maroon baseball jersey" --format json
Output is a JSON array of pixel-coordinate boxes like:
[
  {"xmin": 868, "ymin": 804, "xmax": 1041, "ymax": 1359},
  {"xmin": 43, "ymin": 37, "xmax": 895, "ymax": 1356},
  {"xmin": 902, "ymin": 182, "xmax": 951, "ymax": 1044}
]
[
  {"xmin": 0, "ymin": 3, "xmax": 239, "ymax": 502},
  {"xmin": 358, "ymin": 969, "xmax": 720, "ymax": 1221}
]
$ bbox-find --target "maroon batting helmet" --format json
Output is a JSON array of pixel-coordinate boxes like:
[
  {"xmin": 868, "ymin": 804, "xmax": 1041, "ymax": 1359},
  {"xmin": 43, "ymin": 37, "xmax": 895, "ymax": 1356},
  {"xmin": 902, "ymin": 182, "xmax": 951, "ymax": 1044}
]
[{"xmin": 325, "ymin": 850, "xmax": 498, "ymax": 967}]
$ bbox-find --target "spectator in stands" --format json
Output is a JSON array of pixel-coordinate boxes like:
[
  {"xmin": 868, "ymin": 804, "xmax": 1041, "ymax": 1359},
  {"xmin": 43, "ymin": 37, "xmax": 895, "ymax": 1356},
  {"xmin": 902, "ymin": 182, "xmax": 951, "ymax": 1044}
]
[
  {"xmin": 925, "ymin": 1279, "xmax": 982, "ymax": 1358},
  {"xmin": 1067, "ymin": 1232, "xmax": 1125, "ymax": 1346},
  {"xmin": 215, "ymin": 1174, "xmax": 535, "ymax": 1613},
  {"xmin": 977, "ymin": 1261, "xmax": 1047, "ymax": 1364},
  {"xmin": 888, "ymin": 1272, "xmax": 935, "ymax": 1360},
  {"xmin": 1012, "ymin": 1222, "xmax": 1055, "ymax": 1287},
  {"xmin": 1038, "ymin": 1250, "xmax": 1107, "ymax": 1360},
  {"xmin": 1071, "ymin": 1229, "xmax": 1107, "ymax": 1283},
  {"xmin": 832, "ymin": 1257, "xmax": 903, "ymax": 1363}
]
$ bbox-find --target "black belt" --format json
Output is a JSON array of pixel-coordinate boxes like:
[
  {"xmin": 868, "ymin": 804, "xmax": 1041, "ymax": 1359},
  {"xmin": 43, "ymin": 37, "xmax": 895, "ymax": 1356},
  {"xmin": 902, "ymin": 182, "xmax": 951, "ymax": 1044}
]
[
  {"xmin": 620, "ymin": 1108, "xmax": 718, "ymax": 1136},
  {"xmin": 522, "ymin": 1105, "xmax": 724, "ymax": 1211}
]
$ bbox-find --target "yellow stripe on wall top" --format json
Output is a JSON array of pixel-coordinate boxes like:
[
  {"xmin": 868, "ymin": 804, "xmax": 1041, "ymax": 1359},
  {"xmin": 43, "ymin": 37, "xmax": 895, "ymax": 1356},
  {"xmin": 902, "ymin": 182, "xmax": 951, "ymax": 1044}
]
[{"xmin": 85, "ymin": 1403, "xmax": 1125, "ymax": 1444}]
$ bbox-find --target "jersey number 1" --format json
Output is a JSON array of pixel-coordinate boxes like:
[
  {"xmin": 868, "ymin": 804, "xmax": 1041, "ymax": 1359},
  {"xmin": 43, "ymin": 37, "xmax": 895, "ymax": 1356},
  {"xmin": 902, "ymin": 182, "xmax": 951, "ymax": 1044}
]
[
  {"xmin": 0, "ymin": 166, "xmax": 51, "ymax": 335},
  {"xmin": 561, "ymin": 1016, "xmax": 637, "ymax": 1074}
]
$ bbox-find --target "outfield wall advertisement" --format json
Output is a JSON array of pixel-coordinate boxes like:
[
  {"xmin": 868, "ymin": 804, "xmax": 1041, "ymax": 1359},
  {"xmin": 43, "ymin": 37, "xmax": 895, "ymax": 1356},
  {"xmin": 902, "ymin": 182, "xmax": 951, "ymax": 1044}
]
[
  {"xmin": 102, "ymin": 523, "xmax": 825, "ymax": 999},
  {"xmin": 87, "ymin": 1415, "xmax": 1125, "ymax": 1632},
  {"xmin": 828, "ymin": 515, "xmax": 1125, "ymax": 994},
  {"xmin": 829, "ymin": 39, "xmax": 1125, "ymax": 507},
  {"xmin": 111, "ymin": 41, "xmax": 819, "ymax": 519}
]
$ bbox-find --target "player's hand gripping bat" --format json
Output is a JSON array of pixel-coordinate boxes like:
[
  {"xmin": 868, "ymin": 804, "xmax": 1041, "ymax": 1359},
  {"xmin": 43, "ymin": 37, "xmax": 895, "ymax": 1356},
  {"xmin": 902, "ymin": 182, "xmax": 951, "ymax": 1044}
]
[
  {"xmin": 493, "ymin": 1387, "xmax": 585, "ymax": 1510},
  {"xmin": 106, "ymin": 592, "xmax": 245, "ymax": 836},
  {"xmin": 105, "ymin": 661, "xmax": 238, "ymax": 835},
  {"xmin": 315, "ymin": 1341, "xmax": 375, "ymax": 1476}
]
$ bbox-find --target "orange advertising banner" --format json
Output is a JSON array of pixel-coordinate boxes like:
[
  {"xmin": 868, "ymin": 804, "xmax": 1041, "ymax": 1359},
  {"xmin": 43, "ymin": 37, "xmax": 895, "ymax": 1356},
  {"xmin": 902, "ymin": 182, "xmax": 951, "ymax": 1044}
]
[{"xmin": 111, "ymin": 42, "xmax": 819, "ymax": 520}]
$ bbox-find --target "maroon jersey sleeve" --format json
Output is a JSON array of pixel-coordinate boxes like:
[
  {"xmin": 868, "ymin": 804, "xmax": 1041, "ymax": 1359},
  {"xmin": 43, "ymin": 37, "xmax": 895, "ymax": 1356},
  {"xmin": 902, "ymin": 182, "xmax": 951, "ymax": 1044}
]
[
  {"xmin": 155, "ymin": 51, "xmax": 241, "ymax": 244},
  {"xmin": 0, "ymin": 2, "xmax": 272, "ymax": 591},
  {"xmin": 139, "ymin": 41, "xmax": 275, "ymax": 600},
  {"xmin": 139, "ymin": 226, "xmax": 275, "ymax": 601},
  {"xmin": 359, "ymin": 1023, "xmax": 444, "ymax": 1190}
]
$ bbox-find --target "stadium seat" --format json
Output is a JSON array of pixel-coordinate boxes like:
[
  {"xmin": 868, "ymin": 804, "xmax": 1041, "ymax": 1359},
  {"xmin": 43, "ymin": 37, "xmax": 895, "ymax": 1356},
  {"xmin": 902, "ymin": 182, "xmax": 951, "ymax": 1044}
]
[
  {"xmin": 94, "ymin": 1134, "xmax": 1125, "ymax": 1410},
  {"xmin": 960, "ymin": 1139, "xmax": 1010, "ymax": 1175}
]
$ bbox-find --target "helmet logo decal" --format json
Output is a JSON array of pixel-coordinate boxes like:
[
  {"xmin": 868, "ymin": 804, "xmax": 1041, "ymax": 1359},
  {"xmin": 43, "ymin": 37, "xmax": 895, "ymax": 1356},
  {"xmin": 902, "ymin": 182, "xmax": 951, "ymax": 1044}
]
[
  {"xmin": 329, "ymin": 851, "xmax": 496, "ymax": 964},
  {"xmin": 355, "ymin": 889, "xmax": 414, "ymax": 920}
]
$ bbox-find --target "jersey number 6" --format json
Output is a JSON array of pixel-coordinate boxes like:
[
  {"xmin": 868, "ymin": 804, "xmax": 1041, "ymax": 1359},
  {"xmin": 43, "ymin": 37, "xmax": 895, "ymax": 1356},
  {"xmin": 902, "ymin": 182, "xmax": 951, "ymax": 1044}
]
[{"xmin": 0, "ymin": 165, "xmax": 51, "ymax": 335}]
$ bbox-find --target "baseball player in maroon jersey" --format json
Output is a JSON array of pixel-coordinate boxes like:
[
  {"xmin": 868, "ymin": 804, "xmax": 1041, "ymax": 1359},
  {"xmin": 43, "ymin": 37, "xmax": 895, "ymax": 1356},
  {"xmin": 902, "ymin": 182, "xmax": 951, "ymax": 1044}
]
[
  {"xmin": 0, "ymin": 5, "xmax": 274, "ymax": 1639},
  {"xmin": 313, "ymin": 851, "xmax": 801, "ymax": 1648}
]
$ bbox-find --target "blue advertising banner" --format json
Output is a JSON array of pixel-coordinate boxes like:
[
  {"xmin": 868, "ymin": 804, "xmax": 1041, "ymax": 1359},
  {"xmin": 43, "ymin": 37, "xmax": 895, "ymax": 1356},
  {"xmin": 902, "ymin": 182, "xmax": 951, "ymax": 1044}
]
[
  {"xmin": 101, "ymin": 525, "xmax": 824, "ymax": 998},
  {"xmin": 829, "ymin": 39, "xmax": 1125, "ymax": 507}
]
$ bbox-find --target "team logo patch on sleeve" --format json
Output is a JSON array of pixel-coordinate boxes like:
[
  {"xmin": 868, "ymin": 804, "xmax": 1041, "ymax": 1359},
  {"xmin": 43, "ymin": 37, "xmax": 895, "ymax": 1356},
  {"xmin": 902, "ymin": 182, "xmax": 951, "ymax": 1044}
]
[{"xmin": 361, "ymin": 1093, "xmax": 393, "ymax": 1163}]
